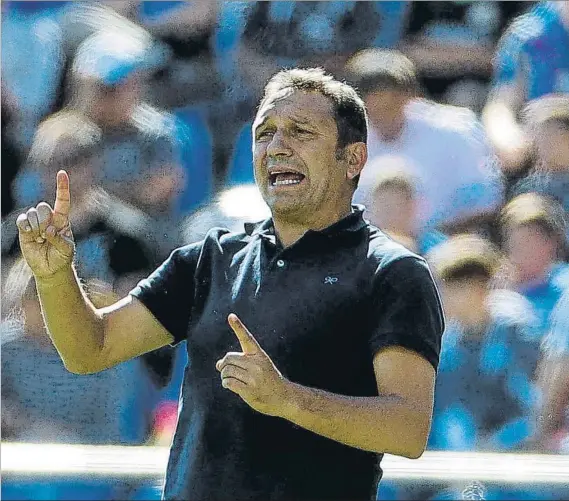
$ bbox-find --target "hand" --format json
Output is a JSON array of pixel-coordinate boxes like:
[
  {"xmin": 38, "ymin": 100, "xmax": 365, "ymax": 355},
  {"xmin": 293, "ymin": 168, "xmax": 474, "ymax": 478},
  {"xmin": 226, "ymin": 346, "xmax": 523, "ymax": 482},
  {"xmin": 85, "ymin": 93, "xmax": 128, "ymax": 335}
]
[
  {"xmin": 216, "ymin": 314, "xmax": 290, "ymax": 417},
  {"xmin": 15, "ymin": 170, "xmax": 75, "ymax": 280}
]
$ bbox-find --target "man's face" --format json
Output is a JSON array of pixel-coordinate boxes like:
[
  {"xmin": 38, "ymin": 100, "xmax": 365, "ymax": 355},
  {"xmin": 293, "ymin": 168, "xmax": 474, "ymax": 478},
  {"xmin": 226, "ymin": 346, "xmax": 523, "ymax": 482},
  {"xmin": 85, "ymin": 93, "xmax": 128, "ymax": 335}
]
[
  {"xmin": 92, "ymin": 76, "xmax": 141, "ymax": 126},
  {"xmin": 439, "ymin": 279, "xmax": 487, "ymax": 326},
  {"xmin": 368, "ymin": 185, "xmax": 416, "ymax": 236},
  {"xmin": 364, "ymin": 88, "xmax": 409, "ymax": 137},
  {"xmin": 253, "ymin": 90, "xmax": 355, "ymax": 219},
  {"xmin": 505, "ymin": 223, "xmax": 558, "ymax": 284}
]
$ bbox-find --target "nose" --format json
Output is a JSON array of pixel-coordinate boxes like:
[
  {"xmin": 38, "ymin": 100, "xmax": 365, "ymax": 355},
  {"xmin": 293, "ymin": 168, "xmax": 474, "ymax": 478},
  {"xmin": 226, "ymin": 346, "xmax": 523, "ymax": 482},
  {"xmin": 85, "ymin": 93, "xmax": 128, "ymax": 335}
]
[{"xmin": 266, "ymin": 130, "xmax": 293, "ymax": 159}]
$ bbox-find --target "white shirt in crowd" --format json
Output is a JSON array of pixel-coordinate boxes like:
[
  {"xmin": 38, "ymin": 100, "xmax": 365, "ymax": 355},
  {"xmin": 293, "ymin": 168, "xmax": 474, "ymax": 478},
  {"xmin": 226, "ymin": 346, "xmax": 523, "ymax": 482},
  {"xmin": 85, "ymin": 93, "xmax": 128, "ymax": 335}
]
[{"xmin": 354, "ymin": 99, "xmax": 504, "ymax": 231}]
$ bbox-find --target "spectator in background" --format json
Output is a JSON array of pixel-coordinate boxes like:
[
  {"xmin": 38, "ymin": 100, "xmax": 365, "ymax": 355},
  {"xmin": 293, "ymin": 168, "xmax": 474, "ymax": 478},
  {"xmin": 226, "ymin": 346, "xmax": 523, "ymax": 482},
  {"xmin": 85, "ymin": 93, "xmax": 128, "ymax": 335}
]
[
  {"xmin": 482, "ymin": 1, "xmax": 569, "ymax": 176},
  {"xmin": 227, "ymin": 2, "xmax": 411, "ymax": 103},
  {"xmin": 400, "ymin": 2, "xmax": 531, "ymax": 108},
  {"xmin": 11, "ymin": 111, "xmax": 177, "ymax": 395},
  {"xmin": 1, "ymin": 1, "xmax": 67, "ymax": 154},
  {"xmin": 537, "ymin": 289, "xmax": 569, "ymax": 452},
  {"xmin": 345, "ymin": 49, "xmax": 504, "ymax": 236},
  {"xmin": 512, "ymin": 94, "xmax": 569, "ymax": 216},
  {"xmin": 500, "ymin": 193, "xmax": 569, "ymax": 333},
  {"xmin": 427, "ymin": 235, "xmax": 542, "ymax": 452},
  {"xmin": 131, "ymin": 0, "xmax": 217, "ymax": 212},
  {"xmin": 12, "ymin": 111, "xmax": 155, "ymax": 292},
  {"xmin": 1, "ymin": 86, "xmax": 22, "ymax": 219},
  {"xmin": 67, "ymin": 28, "xmax": 187, "ymax": 261},
  {"xmin": 1, "ymin": 258, "xmax": 156, "ymax": 445},
  {"xmin": 134, "ymin": 0, "xmax": 222, "ymax": 109},
  {"xmin": 364, "ymin": 158, "xmax": 447, "ymax": 255}
]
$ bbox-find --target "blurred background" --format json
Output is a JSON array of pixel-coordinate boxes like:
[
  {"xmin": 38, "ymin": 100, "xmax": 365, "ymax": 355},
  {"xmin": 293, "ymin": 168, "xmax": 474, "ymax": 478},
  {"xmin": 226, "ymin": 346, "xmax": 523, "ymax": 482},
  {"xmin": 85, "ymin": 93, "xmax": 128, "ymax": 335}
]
[{"xmin": 1, "ymin": 1, "xmax": 569, "ymax": 500}]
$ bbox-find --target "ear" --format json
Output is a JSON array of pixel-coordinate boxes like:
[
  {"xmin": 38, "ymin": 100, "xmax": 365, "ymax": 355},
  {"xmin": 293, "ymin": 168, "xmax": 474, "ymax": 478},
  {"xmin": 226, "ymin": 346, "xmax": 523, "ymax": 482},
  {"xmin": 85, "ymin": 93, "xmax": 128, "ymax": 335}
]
[{"xmin": 345, "ymin": 143, "xmax": 367, "ymax": 181}]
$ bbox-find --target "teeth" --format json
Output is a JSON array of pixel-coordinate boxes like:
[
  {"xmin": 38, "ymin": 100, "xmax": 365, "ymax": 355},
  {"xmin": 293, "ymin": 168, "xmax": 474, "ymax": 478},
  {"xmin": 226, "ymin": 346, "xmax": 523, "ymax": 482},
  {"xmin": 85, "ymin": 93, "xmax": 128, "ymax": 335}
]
[{"xmin": 274, "ymin": 179, "xmax": 301, "ymax": 186}]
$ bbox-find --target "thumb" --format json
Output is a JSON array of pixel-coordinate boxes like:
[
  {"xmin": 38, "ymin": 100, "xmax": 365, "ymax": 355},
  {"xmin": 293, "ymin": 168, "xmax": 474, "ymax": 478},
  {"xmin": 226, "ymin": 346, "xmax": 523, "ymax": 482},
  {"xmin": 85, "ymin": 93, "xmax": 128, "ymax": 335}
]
[
  {"xmin": 45, "ymin": 224, "xmax": 75, "ymax": 258},
  {"xmin": 228, "ymin": 314, "xmax": 262, "ymax": 355}
]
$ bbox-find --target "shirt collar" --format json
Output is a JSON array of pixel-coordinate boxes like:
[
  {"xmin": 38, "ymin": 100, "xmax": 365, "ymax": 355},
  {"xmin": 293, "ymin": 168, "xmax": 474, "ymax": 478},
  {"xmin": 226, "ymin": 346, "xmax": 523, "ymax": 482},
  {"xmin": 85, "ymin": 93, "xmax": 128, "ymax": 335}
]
[{"xmin": 244, "ymin": 205, "xmax": 367, "ymax": 239}]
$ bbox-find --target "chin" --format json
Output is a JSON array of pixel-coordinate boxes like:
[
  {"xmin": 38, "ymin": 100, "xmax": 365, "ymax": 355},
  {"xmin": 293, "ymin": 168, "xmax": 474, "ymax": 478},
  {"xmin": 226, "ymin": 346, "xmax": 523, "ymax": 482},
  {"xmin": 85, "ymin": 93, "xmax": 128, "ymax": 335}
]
[{"xmin": 268, "ymin": 199, "xmax": 308, "ymax": 220}]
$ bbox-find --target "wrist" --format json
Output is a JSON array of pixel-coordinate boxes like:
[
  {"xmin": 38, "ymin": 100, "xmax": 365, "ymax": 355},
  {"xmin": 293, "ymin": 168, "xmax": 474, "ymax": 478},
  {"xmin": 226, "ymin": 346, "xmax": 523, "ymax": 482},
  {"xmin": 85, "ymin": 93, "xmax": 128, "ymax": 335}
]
[
  {"xmin": 35, "ymin": 266, "xmax": 75, "ymax": 289},
  {"xmin": 279, "ymin": 379, "xmax": 302, "ymax": 421}
]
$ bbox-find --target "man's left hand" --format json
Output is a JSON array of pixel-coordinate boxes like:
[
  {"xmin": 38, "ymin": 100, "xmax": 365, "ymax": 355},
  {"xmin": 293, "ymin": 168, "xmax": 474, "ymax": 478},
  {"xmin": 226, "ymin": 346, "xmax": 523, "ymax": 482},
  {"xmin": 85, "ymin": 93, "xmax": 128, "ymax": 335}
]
[{"xmin": 216, "ymin": 313, "xmax": 290, "ymax": 417}]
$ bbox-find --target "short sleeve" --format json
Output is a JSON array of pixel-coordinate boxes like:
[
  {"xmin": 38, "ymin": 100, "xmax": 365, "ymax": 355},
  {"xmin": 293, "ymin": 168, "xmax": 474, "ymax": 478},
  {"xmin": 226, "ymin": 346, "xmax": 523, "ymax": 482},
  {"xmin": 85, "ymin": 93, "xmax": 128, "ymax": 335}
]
[
  {"xmin": 369, "ymin": 257, "xmax": 445, "ymax": 370},
  {"xmin": 130, "ymin": 243, "xmax": 202, "ymax": 345},
  {"xmin": 493, "ymin": 28, "xmax": 524, "ymax": 87}
]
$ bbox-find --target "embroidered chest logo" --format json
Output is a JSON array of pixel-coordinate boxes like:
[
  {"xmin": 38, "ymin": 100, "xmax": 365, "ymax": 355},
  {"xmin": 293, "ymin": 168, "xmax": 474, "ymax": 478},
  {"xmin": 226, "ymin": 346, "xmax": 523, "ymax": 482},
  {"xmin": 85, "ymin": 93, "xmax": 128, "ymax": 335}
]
[{"xmin": 324, "ymin": 276, "xmax": 338, "ymax": 285}]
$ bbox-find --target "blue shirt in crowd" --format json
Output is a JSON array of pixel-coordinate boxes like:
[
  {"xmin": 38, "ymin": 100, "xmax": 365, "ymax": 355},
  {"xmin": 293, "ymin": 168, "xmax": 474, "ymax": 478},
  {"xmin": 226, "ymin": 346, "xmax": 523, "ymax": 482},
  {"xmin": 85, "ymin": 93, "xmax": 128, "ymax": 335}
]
[
  {"xmin": 542, "ymin": 288, "xmax": 569, "ymax": 358},
  {"xmin": 494, "ymin": 1, "xmax": 569, "ymax": 99},
  {"xmin": 430, "ymin": 290, "xmax": 543, "ymax": 452}
]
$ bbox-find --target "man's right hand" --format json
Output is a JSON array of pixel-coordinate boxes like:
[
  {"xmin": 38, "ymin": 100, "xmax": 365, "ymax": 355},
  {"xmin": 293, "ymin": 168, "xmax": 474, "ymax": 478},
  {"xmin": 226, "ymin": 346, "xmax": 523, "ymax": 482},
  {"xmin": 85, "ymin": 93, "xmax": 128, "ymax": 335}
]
[{"xmin": 16, "ymin": 170, "xmax": 75, "ymax": 280}]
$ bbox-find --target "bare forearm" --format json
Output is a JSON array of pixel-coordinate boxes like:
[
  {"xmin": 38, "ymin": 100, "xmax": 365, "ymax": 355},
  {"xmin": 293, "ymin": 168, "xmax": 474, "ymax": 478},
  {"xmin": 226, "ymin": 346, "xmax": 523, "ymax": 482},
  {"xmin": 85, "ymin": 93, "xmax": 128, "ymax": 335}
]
[
  {"xmin": 35, "ymin": 266, "xmax": 104, "ymax": 373},
  {"xmin": 538, "ymin": 361, "xmax": 569, "ymax": 438},
  {"xmin": 281, "ymin": 382, "xmax": 430, "ymax": 459}
]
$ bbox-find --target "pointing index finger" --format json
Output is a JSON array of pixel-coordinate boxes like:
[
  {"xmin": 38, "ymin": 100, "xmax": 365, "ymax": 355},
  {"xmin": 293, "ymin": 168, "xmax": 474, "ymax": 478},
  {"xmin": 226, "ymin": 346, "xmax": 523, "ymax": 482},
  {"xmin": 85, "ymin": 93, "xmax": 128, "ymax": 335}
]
[
  {"xmin": 228, "ymin": 314, "xmax": 261, "ymax": 355},
  {"xmin": 54, "ymin": 170, "xmax": 71, "ymax": 221}
]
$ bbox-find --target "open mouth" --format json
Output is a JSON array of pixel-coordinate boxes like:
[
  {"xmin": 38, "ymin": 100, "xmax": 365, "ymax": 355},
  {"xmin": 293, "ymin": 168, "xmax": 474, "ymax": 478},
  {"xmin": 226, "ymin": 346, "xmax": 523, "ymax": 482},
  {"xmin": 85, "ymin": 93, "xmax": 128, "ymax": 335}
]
[{"xmin": 269, "ymin": 171, "xmax": 306, "ymax": 187}]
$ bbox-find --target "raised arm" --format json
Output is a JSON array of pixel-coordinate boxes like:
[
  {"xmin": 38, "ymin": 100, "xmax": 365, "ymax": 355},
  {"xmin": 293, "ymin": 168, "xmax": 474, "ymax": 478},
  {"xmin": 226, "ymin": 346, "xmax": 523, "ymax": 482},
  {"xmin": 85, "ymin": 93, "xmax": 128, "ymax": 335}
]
[
  {"xmin": 481, "ymin": 25, "xmax": 531, "ymax": 174},
  {"xmin": 16, "ymin": 171, "xmax": 173, "ymax": 374}
]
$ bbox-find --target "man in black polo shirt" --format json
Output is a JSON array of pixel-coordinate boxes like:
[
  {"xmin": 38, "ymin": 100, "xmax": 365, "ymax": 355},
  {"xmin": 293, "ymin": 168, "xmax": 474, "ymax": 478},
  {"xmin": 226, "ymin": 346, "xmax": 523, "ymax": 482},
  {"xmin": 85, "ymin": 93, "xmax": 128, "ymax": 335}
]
[{"xmin": 16, "ymin": 68, "xmax": 444, "ymax": 500}]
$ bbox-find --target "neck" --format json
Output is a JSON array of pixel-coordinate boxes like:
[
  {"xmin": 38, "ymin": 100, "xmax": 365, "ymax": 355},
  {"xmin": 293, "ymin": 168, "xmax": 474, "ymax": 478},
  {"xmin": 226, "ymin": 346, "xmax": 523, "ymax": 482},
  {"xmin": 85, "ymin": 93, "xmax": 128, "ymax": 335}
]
[
  {"xmin": 372, "ymin": 115, "xmax": 406, "ymax": 142},
  {"xmin": 460, "ymin": 296, "xmax": 491, "ymax": 334},
  {"xmin": 273, "ymin": 202, "xmax": 353, "ymax": 248}
]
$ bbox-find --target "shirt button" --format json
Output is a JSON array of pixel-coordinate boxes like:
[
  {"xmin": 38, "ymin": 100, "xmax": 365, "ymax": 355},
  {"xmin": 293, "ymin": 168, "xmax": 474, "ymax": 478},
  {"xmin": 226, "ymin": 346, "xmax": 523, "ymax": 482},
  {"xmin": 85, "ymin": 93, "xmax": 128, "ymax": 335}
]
[{"xmin": 276, "ymin": 259, "xmax": 285, "ymax": 268}]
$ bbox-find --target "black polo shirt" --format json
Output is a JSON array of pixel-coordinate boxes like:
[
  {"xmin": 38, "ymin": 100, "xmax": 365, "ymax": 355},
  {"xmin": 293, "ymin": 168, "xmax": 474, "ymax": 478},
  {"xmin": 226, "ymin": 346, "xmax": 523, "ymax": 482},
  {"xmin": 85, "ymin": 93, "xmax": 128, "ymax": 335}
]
[{"xmin": 130, "ymin": 207, "xmax": 444, "ymax": 501}]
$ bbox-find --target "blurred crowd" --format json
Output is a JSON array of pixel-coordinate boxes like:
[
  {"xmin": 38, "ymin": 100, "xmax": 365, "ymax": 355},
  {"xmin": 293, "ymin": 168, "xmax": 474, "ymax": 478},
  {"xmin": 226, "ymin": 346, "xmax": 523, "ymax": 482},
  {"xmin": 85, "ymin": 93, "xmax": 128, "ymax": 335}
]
[{"xmin": 2, "ymin": 1, "xmax": 569, "ymax": 500}]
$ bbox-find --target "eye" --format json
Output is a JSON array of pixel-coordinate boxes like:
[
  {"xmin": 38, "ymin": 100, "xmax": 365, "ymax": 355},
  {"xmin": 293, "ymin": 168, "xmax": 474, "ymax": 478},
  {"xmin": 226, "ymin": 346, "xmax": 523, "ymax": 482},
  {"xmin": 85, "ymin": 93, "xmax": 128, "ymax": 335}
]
[
  {"xmin": 255, "ymin": 129, "xmax": 274, "ymax": 141},
  {"xmin": 293, "ymin": 126, "xmax": 313, "ymax": 136}
]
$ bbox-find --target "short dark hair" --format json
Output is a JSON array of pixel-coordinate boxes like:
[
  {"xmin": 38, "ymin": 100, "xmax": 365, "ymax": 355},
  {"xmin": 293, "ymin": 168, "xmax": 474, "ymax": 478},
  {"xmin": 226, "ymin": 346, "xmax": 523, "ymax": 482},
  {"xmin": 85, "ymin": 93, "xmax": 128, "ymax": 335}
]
[
  {"xmin": 345, "ymin": 49, "xmax": 419, "ymax": 96},
  {"xmin": 259, "ymin": 68, "xmax": 368, "ymax": 149},
  {"xmin": 427, "ymin": 234, "xmax": 502, "ymax": 284}
]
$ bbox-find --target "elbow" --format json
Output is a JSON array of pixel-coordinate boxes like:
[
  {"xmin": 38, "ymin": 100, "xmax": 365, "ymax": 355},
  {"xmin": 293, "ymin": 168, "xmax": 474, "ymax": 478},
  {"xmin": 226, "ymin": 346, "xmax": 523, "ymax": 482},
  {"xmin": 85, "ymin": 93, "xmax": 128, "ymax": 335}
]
[
  {"xmin": 402, "ymin": 442, "xmax": 427, "ymax": 460},
  {"xmin": 386, "ymin": 418, "xmax": 430, "ymax": 459},
  {"xmin": 64, "ymin": 360, "xmax": 102, "ymax": 375},
  {"xmin": 64, "ymin": 364, "xmax": 90, "ymax": 375},
  {"xmin": 390, "ymin": 438, "xmax": 427, "ymax": 460}
]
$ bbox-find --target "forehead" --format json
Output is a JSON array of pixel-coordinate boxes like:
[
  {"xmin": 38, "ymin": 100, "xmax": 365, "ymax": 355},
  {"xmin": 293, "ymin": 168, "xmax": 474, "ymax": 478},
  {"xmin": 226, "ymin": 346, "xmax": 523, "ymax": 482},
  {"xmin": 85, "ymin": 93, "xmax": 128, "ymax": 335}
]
[
  {"xmin": 539, "ymin": 119, "xmax": 569, "ymax": 133},
  {"xmin": 506, "ymin": 222, "xmax": 552, "ymax": 241},
  {"xmin": 254, "ymin": 90, "xmax": 336, "ymax": 130}
]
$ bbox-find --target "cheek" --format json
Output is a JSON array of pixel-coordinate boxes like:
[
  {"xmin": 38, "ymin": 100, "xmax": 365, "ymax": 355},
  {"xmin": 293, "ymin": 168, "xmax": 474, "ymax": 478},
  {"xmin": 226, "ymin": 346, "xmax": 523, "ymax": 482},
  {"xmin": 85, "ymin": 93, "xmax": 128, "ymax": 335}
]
[
  {"xmin": 537, "ymin": 131, "xmax": 569, "ymax": 162},
  {"xmin": 253, "ymin": 146, "xmax": 266, "ymax": 171},
  {"xmin": 440, "ymin": 287, "xmax": 462, "ymax": 316},
  {"xmin": 374, "ymin": 192, "xmax": 410, "ymax": 217},
  {"xmin": 536, "ymin": 137, "xmax": 556, "ymax": 159},
  {"xmin": 555, "ymin": 133, "xmax": 569, "ymax": 160},
  {"xmin": 508, "ymin": 236, "xmax": 550, "ymax": 267}
]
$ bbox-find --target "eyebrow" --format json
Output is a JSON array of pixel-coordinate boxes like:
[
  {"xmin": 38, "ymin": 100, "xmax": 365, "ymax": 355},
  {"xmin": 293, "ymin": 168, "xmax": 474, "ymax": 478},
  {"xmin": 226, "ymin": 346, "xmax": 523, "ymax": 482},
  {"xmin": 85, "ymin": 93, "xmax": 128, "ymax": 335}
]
[
  {"xmin": 290, "ymin": 115, "xmax": 312, "ymax": 125},
  {"xmin": 255, "ymin": 115, "xmax": 317, "ymax": 130}
]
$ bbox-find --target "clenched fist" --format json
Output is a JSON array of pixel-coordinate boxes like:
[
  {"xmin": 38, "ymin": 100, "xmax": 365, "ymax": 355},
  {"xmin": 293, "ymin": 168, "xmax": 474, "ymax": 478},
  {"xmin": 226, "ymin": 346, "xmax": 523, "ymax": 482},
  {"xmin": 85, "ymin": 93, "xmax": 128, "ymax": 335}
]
[{"xmin": 16, "ymin": 171, "xmax": 75, "ymax": 280}]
